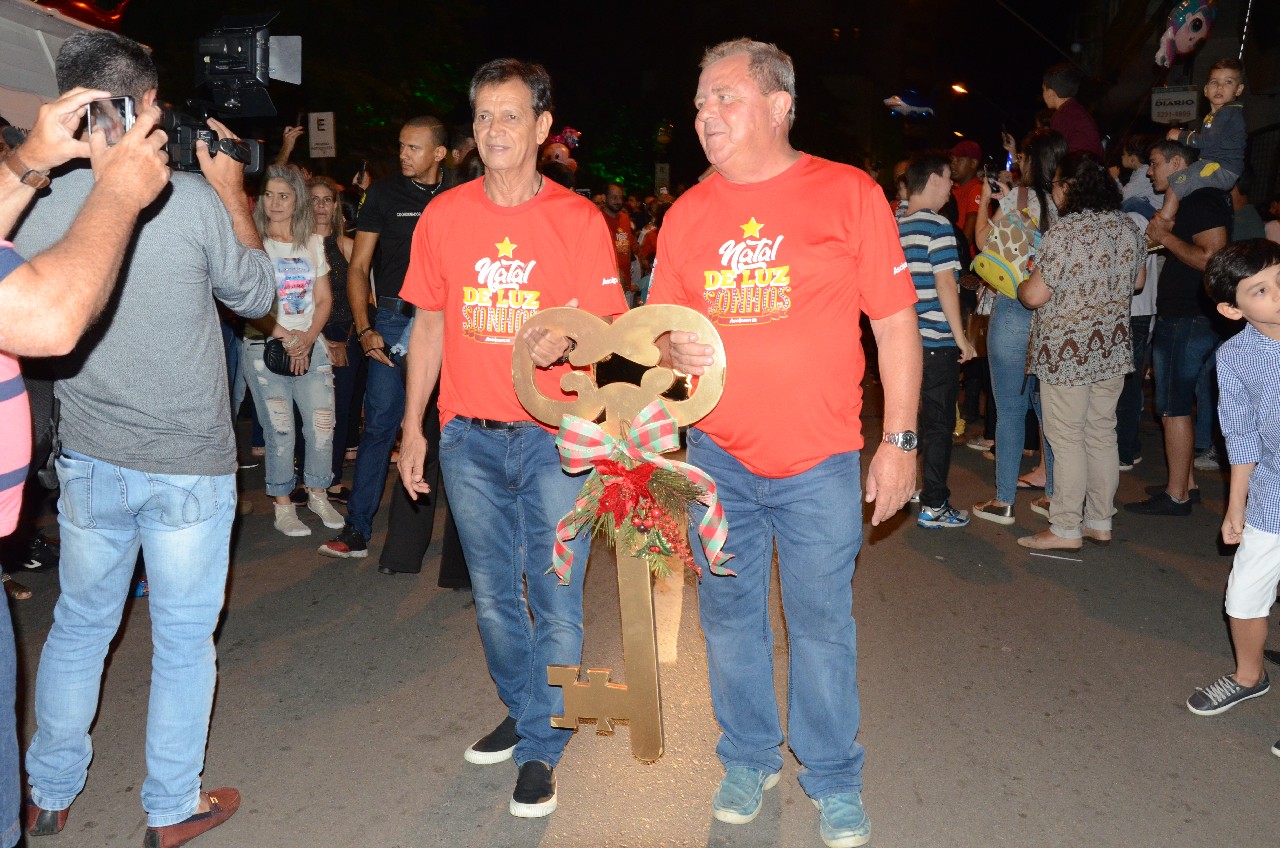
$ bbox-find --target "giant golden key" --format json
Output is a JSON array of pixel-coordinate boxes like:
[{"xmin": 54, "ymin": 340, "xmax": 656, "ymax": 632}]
[{"xmin": 512, "ymin": 304, "xmax": 725, "ymax": 762}]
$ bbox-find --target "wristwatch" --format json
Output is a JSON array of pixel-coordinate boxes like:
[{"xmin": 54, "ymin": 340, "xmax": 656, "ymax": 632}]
[
  {"xmin": 2, "ymin": 150, "xmax": 50, "ymax": 190},
  {"xmin": 883, "ymin": 430, "xmax": 918, "ymax": 452}
]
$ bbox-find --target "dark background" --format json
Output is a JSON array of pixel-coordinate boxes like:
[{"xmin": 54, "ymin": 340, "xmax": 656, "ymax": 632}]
[{"xmin": 114, "ymin": 0, "xmax": 1176, "ymax": 193}]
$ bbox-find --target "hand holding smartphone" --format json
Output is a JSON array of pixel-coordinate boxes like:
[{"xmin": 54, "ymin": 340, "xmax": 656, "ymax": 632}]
[{"xmin": 87, "ymin": 96, "xmax": 135, "ymax": 146}]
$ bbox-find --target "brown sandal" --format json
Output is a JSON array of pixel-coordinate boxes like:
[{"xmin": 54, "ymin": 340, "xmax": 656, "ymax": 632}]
[{"xmin": 3, "ymin": 574, "xmax": 32, "ymax": 601}]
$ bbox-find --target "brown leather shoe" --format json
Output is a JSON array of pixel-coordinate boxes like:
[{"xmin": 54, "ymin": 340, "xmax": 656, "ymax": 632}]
[
  {"xmin": 143, "ymin": 788, "xmax": 240, "ymax": 848},
  {"xmin": 25, "ymin": 802, "xmax": 68, "ymax": 836},
  {"xmin": 1017, "ymin": 530, "xmax": 1083, "ymax": 551},
  {"xmin": 1082, "ymin": 527, "xmax": 1112, "ymax": 545}
]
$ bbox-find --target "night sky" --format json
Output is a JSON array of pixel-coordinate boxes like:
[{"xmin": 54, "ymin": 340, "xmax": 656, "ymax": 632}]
[{"xmin": 118, "ymin": 0, "xmax": 1089, "ymax": 190}]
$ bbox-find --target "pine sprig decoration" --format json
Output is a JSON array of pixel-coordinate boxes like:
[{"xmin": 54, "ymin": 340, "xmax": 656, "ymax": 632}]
[{"xmin": 581, "ymin": 457, "xmax": 706, "ymax": 577}]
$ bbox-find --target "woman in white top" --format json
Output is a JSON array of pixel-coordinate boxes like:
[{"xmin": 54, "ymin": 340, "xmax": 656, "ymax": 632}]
[{"xmin": 243, "ymin": 165, "xmax": 344, "ymax": 536}]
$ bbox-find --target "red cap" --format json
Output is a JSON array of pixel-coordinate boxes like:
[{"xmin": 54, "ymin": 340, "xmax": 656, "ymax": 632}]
[{"xmin": 950, "ymin": 140, "xmax": 982, "ymax": 160}]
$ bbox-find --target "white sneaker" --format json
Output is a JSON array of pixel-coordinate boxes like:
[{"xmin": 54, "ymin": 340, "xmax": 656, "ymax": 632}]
[
  {"xmin": 273, "ymin": 503, "xmax": 311, "ymax": 537},
  {"xmin": 1193, "ymin": 446, "xmax": 1221, "ymax": 471},
  {"xmin": 307, "ymin": 492, "xmax": 345, "ymax": 529}
]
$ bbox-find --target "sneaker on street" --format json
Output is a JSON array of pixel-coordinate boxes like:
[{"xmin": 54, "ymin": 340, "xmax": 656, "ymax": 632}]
[
  {"xmin": 813, "ymin": 792, "xmax": 871, "ymax": 848},
  {"xmin": 965, "ymin": 437, "xmax": 994, "ymax": 451},
  {"xmin": 972, "ymin": 500, "xmax": 1015, "ymax": 526},
  {"xmin": 711, "ymin": 767, "xmax": 779, "ymax": 825},
  {"xmin": 18, "ymin": 535, "xmax": 59, "ymax": 573},
  {"xmin": 1272, "ymin": 739, "xmax": 1280, "ymax": 758},
  {"xmin": 464, "ymin": 716, "xmax": 518, "ymax": 764},
  {"xmin": 272, "ymin": 504, "xmax": 311, "ymax": 537},
  {"xmin": 317, "ymin": 524, "xmax": 368, "ymax": 558},
  {"xmin": 917, "ymin": 502, "xmax": 969, "ymax": 529},
  {"xmin": 1193, "ymin": 446, "xmax": 1221, "ymax": 471},
  {"xmin": 1125, "ymin": 491, "xmax": 1192, "ymax": 516},
  {"xmin": 510, "ymin": 761, "xmax": 556, "ymax": 818},
  {"xmin": 1118, "ymin": 459, "xmax": 1134, "ymax": 472},
  {"xmin": 307, "ymin": 492, "xmax": 345, "ymax": 529},
  {"xmin": 1186, "ymin": 672, "xmax": 1270, "ymax": 716}
]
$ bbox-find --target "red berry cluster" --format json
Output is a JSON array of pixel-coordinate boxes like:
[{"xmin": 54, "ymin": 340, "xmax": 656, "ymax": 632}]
[{"xmin": 630, "ymin": 498, "xmax": 694, "ymax": 570}]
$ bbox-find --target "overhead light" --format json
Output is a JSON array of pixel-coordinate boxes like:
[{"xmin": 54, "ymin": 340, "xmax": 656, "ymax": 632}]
[
  {"xmin": 953, "ymin": 131, "xmax": 964, "ymax": 137},
  {"xmin": 952, "ymin": 84, "xmax": 968, "ymax": 94}
]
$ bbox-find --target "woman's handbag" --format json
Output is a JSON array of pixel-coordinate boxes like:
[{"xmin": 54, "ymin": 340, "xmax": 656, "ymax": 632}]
[
  {"xmin": 263, "ymin": 337, "xmax": 300, "ymax": 376},
  {"xmin": 964, "ymin": 313, "xmax": 990, "ymax": 358},
  {"xmin": 972, "ymin": 186, "xmax": 1040, "ymax": 299}
]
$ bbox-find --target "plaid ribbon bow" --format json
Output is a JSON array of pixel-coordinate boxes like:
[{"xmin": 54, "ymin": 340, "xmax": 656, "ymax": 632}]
[{"xmin": 550, "ymin": 399, "xmax": 733, "ymax": 585}]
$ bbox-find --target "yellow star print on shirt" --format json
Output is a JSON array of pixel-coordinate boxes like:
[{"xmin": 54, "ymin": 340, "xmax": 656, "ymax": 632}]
[
  {"xmin": 740, "ymin": 217, "xmax": 763, "ymax": 238},
  {"xmin": 495, "ymin": 237, "xmax": 517, "ymax": 257}
]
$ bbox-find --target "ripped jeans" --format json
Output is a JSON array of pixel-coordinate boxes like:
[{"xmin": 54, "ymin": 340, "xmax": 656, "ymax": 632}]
[{"xmin": 242, "ymin": 336, "xmax": 335, "ymax": 496}]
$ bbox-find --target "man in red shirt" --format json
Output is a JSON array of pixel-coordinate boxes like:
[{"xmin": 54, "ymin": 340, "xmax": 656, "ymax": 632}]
[
  {"xmin": 949, "ymin": 139, "xmax": 983, "ymax": 248},
  {"xmin": 396, "ymin": 58, "xmax": 627, "ymax": 820},
  {"xmin": 650, "ymin": 37, "xmax": 920, "ymax": 848},
  {"xmin": 601, "ymin": 183, "xmax": 638, "ymax": 303}
]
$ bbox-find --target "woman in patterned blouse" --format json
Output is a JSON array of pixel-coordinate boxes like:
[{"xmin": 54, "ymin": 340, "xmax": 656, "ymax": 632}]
[{"xmin": 1015, "ymin": 153, "xmax": 1147, "ymax": 551}]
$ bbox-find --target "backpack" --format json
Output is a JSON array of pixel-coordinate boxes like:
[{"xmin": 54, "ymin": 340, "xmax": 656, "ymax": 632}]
[{"xmin": 972, "ymin": 187, "xmax": 1041, "ymax": 299}]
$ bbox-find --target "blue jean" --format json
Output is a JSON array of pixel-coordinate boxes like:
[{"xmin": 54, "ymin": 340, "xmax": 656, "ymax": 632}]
[
  {"xmin": 438, "ymin": 419, "xmax": 589, "ymax": 767},
  {"xmin": 346, "ymin": 308, "xmax": 410, "ymax": 538},
  {"xmin": 988, "ymin": 295, "xmax": 1054, "ymax": 503},
  {"xmin": 242, "ymin": 337, "xmax": 335, "ymax": 496},
  {"xmin": 0, "ymin": 598, "xmax": 19, "ymax": 848},
  {"xmin": 1152, "ymin": 316, "xmax": 1220, "ymax": 417},
  {"xmin": 27, "ymin": 452, "xmax": 234, "ymax": 827},
  {"xmin": 1115, "ymin": 314, "xmax": 1153, "ymax": 464},
  {"xmin": 1194, "ymin": 349, "xmax": 1220, "ymax": 451},
  {"xmin": 687, "ymin": 429, "xmax": 864, "ymax": 799}
]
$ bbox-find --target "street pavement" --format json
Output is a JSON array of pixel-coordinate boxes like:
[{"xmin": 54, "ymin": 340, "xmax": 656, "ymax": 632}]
[{"xmin": 8, "ymin": 396, "xmax": 1276, "ymax": 848}]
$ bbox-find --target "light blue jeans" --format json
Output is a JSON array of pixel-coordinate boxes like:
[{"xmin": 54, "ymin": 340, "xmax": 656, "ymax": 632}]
[
  {"xmin": 437, "ymin": 419, "xmax": 590, "ymax": 767},
  {"xmin": 242, "ymin": 337, "xmax": 334, "ymax": 496},
  {"xmin": 988, "ymin": 295, "xmax": 1054, "ymax": 504},
  {"xmin": 26, "ymin": 451, "xmax": 234, "ymax": 827},
  {"xmin": 688, "ymin": 429, "xmax": 864, "ymax": 800}
]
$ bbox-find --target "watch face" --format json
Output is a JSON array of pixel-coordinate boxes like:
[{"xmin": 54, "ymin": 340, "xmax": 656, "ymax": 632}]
[{"xmin": 899, "ymin": 431, "xmax": 918, "ymax": 451}]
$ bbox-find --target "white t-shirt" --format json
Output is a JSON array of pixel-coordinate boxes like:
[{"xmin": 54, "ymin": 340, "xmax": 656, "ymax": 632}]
[{"xmin": 264, "ymin": 233, "xmax": 329, "ymax": 332}]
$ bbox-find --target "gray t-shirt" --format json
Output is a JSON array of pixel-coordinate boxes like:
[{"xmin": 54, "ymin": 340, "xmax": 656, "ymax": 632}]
[{"xmin": 11, "ymin": 168, "xmax": 274, "ymax": 476}]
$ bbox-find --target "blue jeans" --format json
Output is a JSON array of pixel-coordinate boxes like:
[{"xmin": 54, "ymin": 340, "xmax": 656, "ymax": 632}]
[
  {"xmin": 987, "ymin": 295, "xmax": 1054, "ymax": 503},
  {"xmin": 242, "ymin": 337, "xmax": 335, "ymax": 496},
  {"xmin": 438, "ymin": 419, "xmax": 589, "ymax": 767},
  {"xmin": 1115, "ymin": 314, "xmax": 1153, "ymax": 464},
  {"xmin": 346, "ymin": 309, "xmax": 410, "ymax": 538},
  {"xmin": 27, "ymin": 452, "xmax": 234, "ymax": 827},
  {"xmin": 1152, "ymin": 316, "xmax": 1220, "ymax": 417},
  {"xmin": 687, "ymin": 429, "xmax": 864, "ymax": 799},
  {"xmin": 1194, "ymin": 349, "xmax": 1220, "ymax": 451},
  {"xmin": 0, "ymin": 599, "xmax": 19, "ymax": 848}
]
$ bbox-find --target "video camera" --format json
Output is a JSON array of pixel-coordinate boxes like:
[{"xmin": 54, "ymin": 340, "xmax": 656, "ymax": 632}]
[
  {"xmin": 162, "ymin": 12, "xmax": 301, "ymax": 176},
  {"xmin": 160, "ymin": 104, "xmax": 263, "ymax": 175}
]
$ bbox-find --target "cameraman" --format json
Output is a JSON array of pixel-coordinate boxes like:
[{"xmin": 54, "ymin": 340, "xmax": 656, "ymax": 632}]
[
  {"xmin": 9, "ymin": 30, "xmax": 274, "ymax": 847},
  {"xmin": 0, "ymin": 84, "xmax": 170, "ymax": 848}
]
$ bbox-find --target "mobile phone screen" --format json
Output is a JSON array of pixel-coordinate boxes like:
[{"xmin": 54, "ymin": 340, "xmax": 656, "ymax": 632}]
[{"xmin": 87, "ymin": 96, "xmax": 135, "ymax": 146}]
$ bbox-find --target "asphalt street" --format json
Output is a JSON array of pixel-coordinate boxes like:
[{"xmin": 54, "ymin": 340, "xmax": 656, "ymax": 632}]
[{"xmin": 7, "ymin": 393, "xmax": 1275, "ymax": 848}]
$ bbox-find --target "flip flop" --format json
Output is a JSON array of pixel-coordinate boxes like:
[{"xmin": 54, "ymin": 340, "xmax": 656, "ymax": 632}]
[{"xmin": 1017, "ymin": 476, "xmax": 1045, "ymax": 490}]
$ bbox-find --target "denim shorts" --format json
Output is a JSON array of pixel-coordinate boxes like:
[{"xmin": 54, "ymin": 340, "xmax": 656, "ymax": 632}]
[{"xmin": 1151, "ymin": 315, "xmax": 1219, "ymax": 417}]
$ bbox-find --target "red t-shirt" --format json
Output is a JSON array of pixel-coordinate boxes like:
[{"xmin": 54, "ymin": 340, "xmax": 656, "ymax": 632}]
[
  {"xmin": 648, "ymin": 154, "xmax": 916, "ymax": 477},
  {"xmin": 601, "ymin": 209, "xmax": 636, "ymax": 287},
  {"xmin": 952, "ymin": 177, "xmax": 983, "ymax": 240},
  {"xmin": 400, "ymin": 179, "xmax": 628, "ymax": 424}
]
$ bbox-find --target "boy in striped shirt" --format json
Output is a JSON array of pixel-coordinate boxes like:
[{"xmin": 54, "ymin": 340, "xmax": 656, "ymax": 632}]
[{"xmin": 898, "ymin": 152, "xmax": 977, "ymax": 528}]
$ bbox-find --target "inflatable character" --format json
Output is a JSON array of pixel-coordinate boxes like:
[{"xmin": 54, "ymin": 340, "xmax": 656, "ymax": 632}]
[{"xmin": 1155, "ymin": 0, "xmax": 1217, "ymax": 68}]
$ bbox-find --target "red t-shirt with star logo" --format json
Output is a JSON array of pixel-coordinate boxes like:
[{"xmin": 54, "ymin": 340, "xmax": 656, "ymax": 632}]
[
  {"xmin": 400, "ymin": 178, "xmax": 628, "ymax": 424},
  {"xmin": 648, "ymin": 154, "xmax": 916, "ymax": 477}
]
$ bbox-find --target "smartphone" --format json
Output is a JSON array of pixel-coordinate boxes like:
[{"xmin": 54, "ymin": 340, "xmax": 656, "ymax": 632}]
[{"xmin": 87, "ymin": 96, "xmax": 134, "ymax": 146}]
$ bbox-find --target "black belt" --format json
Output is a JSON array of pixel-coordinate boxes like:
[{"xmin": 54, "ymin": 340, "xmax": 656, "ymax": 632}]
[
  {"xmin": 376, "ymin": 296, "xmax": 415, "ymax": 317},
  {"xmin": 461, "ymin": 416, "xmax": 540, "ymax": 430}
]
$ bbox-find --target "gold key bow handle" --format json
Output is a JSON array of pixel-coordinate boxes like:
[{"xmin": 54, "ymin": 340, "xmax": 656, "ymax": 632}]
[
  {"xmin": 512, "ymin": 304, "xmax": 725, "ymax": 434},
  {"xmin": 511, "ymin": 303, "xmax": 726, "ymax": 762}
]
